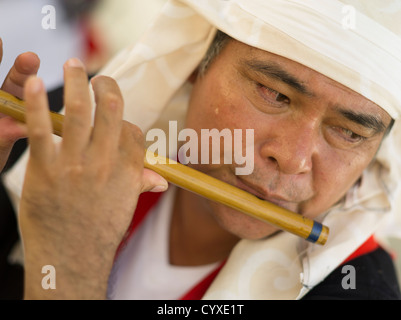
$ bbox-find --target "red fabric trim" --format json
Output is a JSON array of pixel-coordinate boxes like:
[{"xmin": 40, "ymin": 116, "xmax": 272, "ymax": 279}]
[
  {"xmin": 342, "ymin": 235, "xmax": 379, "ymax": 264},
  {"xmin": 115, "ymin": 191, "xmax": 163, "ymax": 257},
  {"xmin": 129, "ymin": 191, "xmax": 164, "ymax": 234},
  {"xmin": 180, "ymin": 261, "xmax": 226, "ymax": 300}
]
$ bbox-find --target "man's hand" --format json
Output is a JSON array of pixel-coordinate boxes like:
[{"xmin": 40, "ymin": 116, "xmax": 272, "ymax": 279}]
[
  {"xmin": 0, "ymin": 38, "xmax": 40, "ymax": 172},
  {"xmin": 19, "ymin": 58, "xmax": 168, "ymax": 300}
]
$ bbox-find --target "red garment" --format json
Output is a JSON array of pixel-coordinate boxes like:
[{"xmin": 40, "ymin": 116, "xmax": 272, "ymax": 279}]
[
  {"xmin": 116, "ymin": 191, "xmax": 380, "ymax": 300},
  {"xmin": 342, "ymin": 235, "xmax": 379, "ymax": 264}
]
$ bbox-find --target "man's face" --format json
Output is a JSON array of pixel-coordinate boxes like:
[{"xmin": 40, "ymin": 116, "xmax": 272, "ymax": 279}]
[{"xmin": 185, "ymin": 39, "xmax": 392, "ymax": 240}]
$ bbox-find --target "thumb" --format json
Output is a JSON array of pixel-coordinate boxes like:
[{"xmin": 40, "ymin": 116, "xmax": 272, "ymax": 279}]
[
  {"xmin": 2, "ymin": 52, "xmax": 40, "ymax": 99},
  {"xmin": 141, "ymin": 168, "xmax": 169, "ymax": 193},
  {"xmin": 0, "ymin": 116, "xmax": 27, "ymax": 172}
]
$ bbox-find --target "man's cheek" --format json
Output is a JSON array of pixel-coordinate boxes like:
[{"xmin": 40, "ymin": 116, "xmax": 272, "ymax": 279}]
[{"xmin": 233, "ymin": 129, "xmax": 255, "ymax": 176}]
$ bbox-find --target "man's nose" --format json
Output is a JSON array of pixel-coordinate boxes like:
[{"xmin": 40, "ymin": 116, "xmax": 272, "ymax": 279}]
[{"xmin": 259, "ymin": 123, "xmax": 317, "ymax": 175}]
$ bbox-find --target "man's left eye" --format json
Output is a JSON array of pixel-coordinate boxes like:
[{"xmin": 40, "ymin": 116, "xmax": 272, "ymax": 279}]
[
  {"xmin": 258, "ymin": 84, "xmax": 290, "ymax": 105},
  {"xmin": 334, "ymin": 127, "xmax": 367, "ymax": 144}
]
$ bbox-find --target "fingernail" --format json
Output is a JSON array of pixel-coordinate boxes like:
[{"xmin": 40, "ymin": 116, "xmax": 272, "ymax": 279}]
[
  {"xmin": 150, "ymin": 183, "xmax": 169, "ymax": 193},
  {"xmin": 65, "ymin": 58, "xmax": 85, "ymax": 69}
]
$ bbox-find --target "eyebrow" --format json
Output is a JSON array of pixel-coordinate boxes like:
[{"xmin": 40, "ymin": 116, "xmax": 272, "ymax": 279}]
[
  {"xmin": 336, "ymin": 108, "xmax": 387, "ymax": 134},
  {"xmin": 241, "ymin": 59, "xmax": 314, "ymax": 96},
  {"xmin": 241, "ymin": 59, "xmax": 391, "ymax": 135}
]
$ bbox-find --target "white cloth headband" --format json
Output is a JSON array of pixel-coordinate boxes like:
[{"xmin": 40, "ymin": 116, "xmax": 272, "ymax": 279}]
[{"xmin": 188, "ymin": 0, "xmax": 401, "ymax": 119}]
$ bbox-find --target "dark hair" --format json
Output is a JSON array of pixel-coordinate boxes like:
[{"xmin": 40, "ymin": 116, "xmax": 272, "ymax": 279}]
[
  {"xmin": 385, "ymin": 118, "xmax": 395, "ymax": 137},
  {"xmin": 197, "ymin": 30, "xmax": 232, "ymax": 77}
]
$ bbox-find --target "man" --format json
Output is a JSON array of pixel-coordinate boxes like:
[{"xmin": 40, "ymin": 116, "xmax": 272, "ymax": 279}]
[{"xmin": 1, "ymin": 0, "xmax": 401, "ymax": 300}]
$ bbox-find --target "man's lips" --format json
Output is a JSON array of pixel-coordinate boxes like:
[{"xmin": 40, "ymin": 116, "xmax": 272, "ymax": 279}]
[{"xmin": 235, "ymin": 177, "xmax": 298, "ymax": 212}]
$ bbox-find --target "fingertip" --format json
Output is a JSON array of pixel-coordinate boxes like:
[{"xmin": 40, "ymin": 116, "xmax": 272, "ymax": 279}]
[
  {"xmin": 16, "ymin": 52, "xmax": 41, "ymax": 74},
  {"xmin": 149, "ymin": 184, "xmax": 169, "ymax": 193},
  {"xmin": 149, "ymin": 175, "xmax": 169, "ymax": 193},
  {"xmin": 24, "ymin": 76, "xmax": 53, "ymax": 161},
  {"xmin": 90, "ymin": 75, "xmax": 102, "ymax": 86},
  {"xmin": 142, "ymin": 168, "xmax": 169, "ymax": 193},
  {"xmin": 64, "ymin": 57, "xmax": 85, "ymax": 70},
  {"xmin": 25, "ymin": 76, "xmax": 44, "ymax": 96},
  {"xmin": 90, "ymin": 75, "xmax": 119, "ymax": 92}
]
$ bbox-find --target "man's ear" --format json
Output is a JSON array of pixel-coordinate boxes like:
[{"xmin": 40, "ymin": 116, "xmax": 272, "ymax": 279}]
[{"xmin": 187, "ymin": 68, "xmax": 199, "ymax": 84}]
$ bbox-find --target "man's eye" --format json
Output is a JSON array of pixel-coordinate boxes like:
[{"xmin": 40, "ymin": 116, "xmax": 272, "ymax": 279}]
[
  {"xmin": 257, "ymin": 84, "xmax": 290, "ymax": 105},
  {"xmin": 336, "ymin": 127, "xmax": 367, "ymax": 143}
]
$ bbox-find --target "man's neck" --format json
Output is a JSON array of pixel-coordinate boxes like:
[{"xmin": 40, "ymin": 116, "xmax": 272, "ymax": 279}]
[{"xmin": 168, "ymin": 188, "xmax": 240, "ymax": 266}]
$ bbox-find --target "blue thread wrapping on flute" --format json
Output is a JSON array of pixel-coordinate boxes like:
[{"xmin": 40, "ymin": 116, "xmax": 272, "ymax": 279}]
[{"xmin": 306, "ymin": 221, "xmax": 323, "ymax": 243}]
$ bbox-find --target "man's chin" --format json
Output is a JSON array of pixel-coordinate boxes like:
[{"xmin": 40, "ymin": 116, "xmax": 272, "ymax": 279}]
[{"xmin": 210, "ymin": 203, "xmax": 283, "ymax": 240}]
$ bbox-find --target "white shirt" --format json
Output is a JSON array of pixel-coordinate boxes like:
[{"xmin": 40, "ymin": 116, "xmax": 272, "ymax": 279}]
[{"xmin": 107, "ymin": 187, "xmax": 220, "ymax": 300}]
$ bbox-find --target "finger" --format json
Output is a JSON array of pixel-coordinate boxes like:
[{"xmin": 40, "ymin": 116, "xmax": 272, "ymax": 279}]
[
  {"xmin": 1, "ymin": 51, "xmax": 40, "ymax": 99},
  {"xmin": 0, "ymin": 117, "xmax": 27, "ymax": 172},
  {"xmin": 117, "ymin": 122, "xmax": 168, "ymax": 194},
  {"xmin": 90, "ymin": 76, "xmax": 124, "ymax": 154},
  {"xmin": 141, "ymin": 168, "xmax": 169, "ymax": 193},
  {"xmin": 24, "ymin": 77, "xmax": 54, "ymax": 164},
  {"xmin": 0, "ymin": 116, "xmax": 27, "ymax": 144},
  {"xmin": 61, "ymin": 58, "xmax": 93, "ymax": 158}
]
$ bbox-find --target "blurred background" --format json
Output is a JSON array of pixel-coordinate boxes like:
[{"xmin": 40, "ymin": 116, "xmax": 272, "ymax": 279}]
[
  {"xmin": 1, "ymin": 0, "xmax": 400, "ymax": 300},
  {"xmin": 0, "ymin": 0, "xmax": 167, "ymax": 89}
]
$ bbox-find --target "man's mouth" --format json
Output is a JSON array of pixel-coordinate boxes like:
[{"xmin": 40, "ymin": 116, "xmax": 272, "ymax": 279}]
[{"xmin": 235, "ymin": 177, "xmax": 299, "ymax": 212}]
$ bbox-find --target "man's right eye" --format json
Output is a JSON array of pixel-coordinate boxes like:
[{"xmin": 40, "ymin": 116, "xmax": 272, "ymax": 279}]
[{"xmin": 257, "ymin": 84, "xmax": 290, "ymax": 106}]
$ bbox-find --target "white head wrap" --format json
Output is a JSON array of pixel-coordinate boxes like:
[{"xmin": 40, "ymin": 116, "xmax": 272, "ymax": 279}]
[{"xmin": 4, "ymin": 0, "xmax": 401, "ymax": 299}]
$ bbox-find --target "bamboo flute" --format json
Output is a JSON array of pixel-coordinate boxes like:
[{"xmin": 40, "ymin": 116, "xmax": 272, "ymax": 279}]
[{"xmin": 0, "ymin": 89, "xmax": 329, "ymax": 245}]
